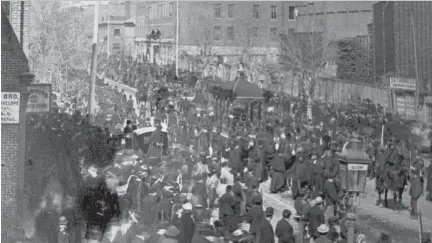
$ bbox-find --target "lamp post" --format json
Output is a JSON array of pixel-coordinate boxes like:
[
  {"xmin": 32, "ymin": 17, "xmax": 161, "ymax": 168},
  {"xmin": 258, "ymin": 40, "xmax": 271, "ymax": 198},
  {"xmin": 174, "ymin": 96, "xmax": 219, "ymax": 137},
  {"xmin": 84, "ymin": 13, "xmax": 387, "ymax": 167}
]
[{"xmin": 337, "ymin": 138, "xmax": 372, "ymax": 243}]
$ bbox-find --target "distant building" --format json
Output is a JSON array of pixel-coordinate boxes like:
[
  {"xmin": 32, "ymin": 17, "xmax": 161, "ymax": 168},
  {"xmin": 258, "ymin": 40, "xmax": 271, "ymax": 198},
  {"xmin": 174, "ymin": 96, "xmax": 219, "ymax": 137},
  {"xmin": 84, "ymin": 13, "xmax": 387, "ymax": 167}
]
[
  {"xmin": 135, "ymin": 1, "xmax": 299, "ymax": 81},
  {"xmin": 373, "ymin": 1, "xmax": 432, "ymax": 123},
  {"xmin": 98, "ymin": 1, "xmax": 136, "ymax": 56},
  {"xmin": 295, "ymin": 1, "xmax": 373, "ymax": 40}
]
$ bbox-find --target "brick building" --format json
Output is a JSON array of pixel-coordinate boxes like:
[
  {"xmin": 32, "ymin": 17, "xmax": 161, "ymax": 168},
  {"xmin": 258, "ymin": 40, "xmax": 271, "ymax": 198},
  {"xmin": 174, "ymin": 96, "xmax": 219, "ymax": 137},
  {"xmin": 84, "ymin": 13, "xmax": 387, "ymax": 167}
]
[
  {"xmin": 1, "ymin": 4, "xmax": 34, "ymax": 239},
  {"xmin": 98, "ymin": 1, "xmax": 137, "ymax": 56},
  {"xmin": 135, "ymin": 1, "xmax": 299, "ymax": 79},
  {"xmin": 295, "ymin": 1, "xmax": 373, "ymax": 40},
  {"xmin": 373, "ymin": 1, "xmax": 432, "ymax": 123}
]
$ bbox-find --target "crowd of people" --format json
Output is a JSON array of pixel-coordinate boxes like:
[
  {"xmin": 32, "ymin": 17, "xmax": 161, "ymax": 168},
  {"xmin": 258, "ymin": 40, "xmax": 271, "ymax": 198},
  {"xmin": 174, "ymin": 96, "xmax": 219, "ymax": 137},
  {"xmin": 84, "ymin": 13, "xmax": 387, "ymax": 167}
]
[{"xmin": 42, "ymin": 54, "xmax": 432, "ymax": 243}]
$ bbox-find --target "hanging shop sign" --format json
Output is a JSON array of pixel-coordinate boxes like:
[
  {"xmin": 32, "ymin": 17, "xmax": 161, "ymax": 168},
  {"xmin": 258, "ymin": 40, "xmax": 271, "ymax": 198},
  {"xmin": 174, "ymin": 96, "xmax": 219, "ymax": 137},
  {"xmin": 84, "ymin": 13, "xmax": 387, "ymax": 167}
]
[
  {"xmin": 1, "ymin": 92, "xmax": 21, "ymax": 124},
  {"xmin": 26, "ymin": 84, "xmax": 51, "ymax": 113},
  {"xmin": 389, "ymin": 77, "xmax": 417, "ymax": 91}
]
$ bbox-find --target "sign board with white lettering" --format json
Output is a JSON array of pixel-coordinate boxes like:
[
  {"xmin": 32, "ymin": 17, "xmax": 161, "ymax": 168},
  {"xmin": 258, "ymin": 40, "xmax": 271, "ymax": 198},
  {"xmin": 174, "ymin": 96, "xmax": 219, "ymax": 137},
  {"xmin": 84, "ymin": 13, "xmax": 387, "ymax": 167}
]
[
  {"xmin": 389, "ymin": 77, "xmax": 417, "ymax": 91},
  {"xmin": 347, "ymin": 164, "xmax": 368, "ymax": 171},
  {"xmin": 395, "ymin": 93, "xmax": 416, "ymax": 119},
  {"xmin": 26, "ymin": 84, "xmax": 51, "ymax": 113},
  {"xmin": 1, "ymin": 92, "xmax": 20, "ymax": 124}
]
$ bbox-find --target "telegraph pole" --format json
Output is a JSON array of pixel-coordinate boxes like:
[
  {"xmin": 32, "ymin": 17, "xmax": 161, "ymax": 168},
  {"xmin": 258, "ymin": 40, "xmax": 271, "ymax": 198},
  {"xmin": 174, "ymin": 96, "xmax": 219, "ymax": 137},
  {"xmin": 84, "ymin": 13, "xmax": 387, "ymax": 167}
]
[
  {"xmin": 88, "ymin": 2, "xmax": 99, "ymax": 124},
  {"xmin": 175, "ymin": 0, "xmax": 179, "ymax": 77}
]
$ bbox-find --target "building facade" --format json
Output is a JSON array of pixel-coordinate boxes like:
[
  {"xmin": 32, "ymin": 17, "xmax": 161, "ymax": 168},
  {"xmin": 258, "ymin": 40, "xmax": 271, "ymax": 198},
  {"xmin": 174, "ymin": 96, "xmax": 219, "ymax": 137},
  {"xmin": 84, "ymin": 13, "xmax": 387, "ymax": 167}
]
[
  {"xmin": 98, "ymin": 1, "xmax": 136, "ymax": 56},
  {"xmin": 373, "ymin": 1, "xmax": 432, "ymax": 123},
  {"xmin": 135, "ymin": 1, "xmax": 299, "ymax": 80},
  {"xmin": 1, "ymin": 5, "xmax": 34, "ymax": 240},
  {"xmin": 295, "ymin": 2, "xmax": 373, "ymax": 40}
]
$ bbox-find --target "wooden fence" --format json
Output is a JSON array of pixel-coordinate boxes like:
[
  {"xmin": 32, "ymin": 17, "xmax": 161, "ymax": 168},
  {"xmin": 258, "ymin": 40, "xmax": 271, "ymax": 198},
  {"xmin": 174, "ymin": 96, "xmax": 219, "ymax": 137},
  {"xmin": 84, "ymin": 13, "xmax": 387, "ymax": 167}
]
[{"xmin": 278, "ymin": 77, "xmax": 391, "ymax": 110}]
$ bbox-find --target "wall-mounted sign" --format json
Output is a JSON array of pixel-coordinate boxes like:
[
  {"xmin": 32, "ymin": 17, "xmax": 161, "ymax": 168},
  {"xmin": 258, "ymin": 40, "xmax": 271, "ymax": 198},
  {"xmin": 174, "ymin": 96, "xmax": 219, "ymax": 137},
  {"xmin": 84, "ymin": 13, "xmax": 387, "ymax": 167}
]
[
  {"xmin": 1, "ymin": 92, "xmax": 20, "ymax": 124},
  {"xmin": 395, "ymin": 93, "xmax": 416, "ymax": 119},
  {"xmin": 389, "ymin": 77, "xmax": 417, "ymax": 91},
  {"xmin": 26, "ymin": 84, "xmax": 51, "ymax": 113}
]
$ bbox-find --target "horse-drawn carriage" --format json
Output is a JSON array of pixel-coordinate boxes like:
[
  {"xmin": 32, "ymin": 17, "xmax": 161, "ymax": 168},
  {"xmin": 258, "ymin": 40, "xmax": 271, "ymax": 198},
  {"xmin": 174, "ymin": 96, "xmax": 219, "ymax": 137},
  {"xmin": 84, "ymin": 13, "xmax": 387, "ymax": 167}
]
[{"xmin": 133, "ymin": 124, "xmax": 169, "ymax": 166}]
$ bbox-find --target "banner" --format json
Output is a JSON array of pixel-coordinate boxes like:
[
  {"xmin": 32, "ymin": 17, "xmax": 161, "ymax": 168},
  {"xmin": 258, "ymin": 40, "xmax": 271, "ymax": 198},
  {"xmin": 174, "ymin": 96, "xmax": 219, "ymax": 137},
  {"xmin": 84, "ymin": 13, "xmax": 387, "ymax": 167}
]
[
  {"xmin": 27, "ymin": 84, "xmax": 51, "ymax": 113},
  {"xmin": 1, "ymin": 92, "xmax": 20, "ymax": 124}
]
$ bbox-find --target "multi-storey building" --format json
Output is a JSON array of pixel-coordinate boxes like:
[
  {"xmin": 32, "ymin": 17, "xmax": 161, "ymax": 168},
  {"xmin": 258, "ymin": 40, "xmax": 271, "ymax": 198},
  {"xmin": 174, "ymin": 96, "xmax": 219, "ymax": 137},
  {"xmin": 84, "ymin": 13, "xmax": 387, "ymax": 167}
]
[
  {"xmin": 1, "ymin": 3, "xmax": 35, "ymax": 239},
  {"xmin": 135, "ymin": 1, "xmax": 299, "ymax": 80},
  {"xmin": 373, "ymin": 1, "xmax": 432, "ymax": 123},
  {"xmin": 98, "ymin": 1, "xmax": 136, "ymax": 56},
  {"xmin": 295, "ymin": 2, "xmax": 374, "ymax": 40}
]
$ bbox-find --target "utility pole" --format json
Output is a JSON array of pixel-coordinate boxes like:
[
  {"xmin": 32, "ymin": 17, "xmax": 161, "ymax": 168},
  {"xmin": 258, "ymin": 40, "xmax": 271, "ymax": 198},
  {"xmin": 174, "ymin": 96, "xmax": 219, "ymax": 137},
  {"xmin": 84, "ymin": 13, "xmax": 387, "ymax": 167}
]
[
  {"xmin": 88, "ymin": 2, "xmax": 99, "ymax": 124},
  {"xmin": 107, "ymin": 3, "xmax": 111, "ymax": 56},
  {"xmin": 175, "ymin": 0, "xmax": 179, "ymax": 77},
  {"xmin": 411, "ymin": 12, "xmax": 420, "ymax": 116}
]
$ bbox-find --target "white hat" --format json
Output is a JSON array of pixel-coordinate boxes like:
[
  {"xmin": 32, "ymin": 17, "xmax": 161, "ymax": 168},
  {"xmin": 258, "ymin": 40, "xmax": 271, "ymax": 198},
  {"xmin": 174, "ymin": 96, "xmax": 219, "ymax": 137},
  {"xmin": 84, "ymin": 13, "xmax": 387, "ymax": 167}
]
[
  {"xmin": 233, "ymin": 229, "xmax": 243, "ymax": 236},
  {"xmin": 182, "ymin": 202, "xmax": 192, "ymax": 210},
  {"xmin": 315, "ymin": 196, "xmax": 323, "ymax": 204},
  {"xmin": 309, "ymin": 200, "xmax": 316, "ymax": 207},
  {"xmin": 317, "ymin": 224, "xmax": 329, "ymax": 233}
]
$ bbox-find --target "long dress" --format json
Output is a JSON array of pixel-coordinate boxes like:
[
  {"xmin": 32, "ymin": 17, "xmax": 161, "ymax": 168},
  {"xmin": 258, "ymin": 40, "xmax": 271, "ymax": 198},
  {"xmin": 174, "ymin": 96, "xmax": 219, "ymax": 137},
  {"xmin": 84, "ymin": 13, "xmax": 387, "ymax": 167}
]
[{"xmin": 270, "ymin": 155, "xmax": 287, "ymax": 193}]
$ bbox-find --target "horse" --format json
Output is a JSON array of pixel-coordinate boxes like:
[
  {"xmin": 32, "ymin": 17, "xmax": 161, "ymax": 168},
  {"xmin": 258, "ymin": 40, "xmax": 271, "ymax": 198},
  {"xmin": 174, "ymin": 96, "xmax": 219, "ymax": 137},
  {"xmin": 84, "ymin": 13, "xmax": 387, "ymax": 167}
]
[{"xmin": 375, "ymin": 146, "xmax": 410, "ymax": 209}]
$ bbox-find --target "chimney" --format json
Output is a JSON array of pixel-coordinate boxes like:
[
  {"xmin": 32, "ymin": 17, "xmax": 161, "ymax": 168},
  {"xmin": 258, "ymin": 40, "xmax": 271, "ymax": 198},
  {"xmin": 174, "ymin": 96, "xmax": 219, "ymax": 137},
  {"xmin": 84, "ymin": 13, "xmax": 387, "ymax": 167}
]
[
  {"xmin": 9, "ymin": 1, "xmax": 31, "ymax": 57},
  {"xmin": 125, "ymin": 1, "xmax": 131, "ymax": 17}
]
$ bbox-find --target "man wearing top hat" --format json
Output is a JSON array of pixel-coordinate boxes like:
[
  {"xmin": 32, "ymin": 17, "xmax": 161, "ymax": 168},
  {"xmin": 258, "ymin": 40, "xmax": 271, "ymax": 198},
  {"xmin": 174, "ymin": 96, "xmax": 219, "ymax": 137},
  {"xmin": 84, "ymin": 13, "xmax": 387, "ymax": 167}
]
[
  {"xmin": 148, "ymin": 118, "xmax": 165, "ymax": 159},
  {"xmin": 258, "ymin": 207, "xmax": 275, "ymax": 243},
  {"xmin": 275, "ymin": 209, "xmax": 295, "ymax": 243}
]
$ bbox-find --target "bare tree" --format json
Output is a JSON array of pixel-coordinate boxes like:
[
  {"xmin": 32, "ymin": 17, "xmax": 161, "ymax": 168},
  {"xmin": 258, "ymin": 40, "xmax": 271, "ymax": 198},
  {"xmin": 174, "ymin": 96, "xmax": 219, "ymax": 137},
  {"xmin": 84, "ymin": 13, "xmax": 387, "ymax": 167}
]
[
  {"xmin": 276, "ymin": 14, "xmax": 337, "ymax": 101},
  {"xmin": 234, "ymin": 20, "xmax": 275, "ymax": 83},
  {"xmin": 184, "ymin": 8, "xmax": 220, "ymax": 77},
  {"xmin": 28, "ymin": 0, "xmax": 92, "ymax": 94}
]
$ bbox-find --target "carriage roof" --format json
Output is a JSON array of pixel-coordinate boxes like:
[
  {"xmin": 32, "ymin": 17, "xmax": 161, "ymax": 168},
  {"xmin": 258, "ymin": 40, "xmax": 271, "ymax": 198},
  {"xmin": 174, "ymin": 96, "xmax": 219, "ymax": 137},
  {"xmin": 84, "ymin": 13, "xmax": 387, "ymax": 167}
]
[{"xmin": 134, "ymin": 125, "xmax": 168, "ymax": 135}]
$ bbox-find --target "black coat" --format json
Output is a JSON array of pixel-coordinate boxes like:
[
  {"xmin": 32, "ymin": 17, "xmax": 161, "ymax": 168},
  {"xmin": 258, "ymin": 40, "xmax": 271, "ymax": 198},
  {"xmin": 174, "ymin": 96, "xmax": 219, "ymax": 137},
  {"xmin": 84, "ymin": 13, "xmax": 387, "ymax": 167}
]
[
  {"xmin": 179, "ymin": 211, "xmax": 196, "ymax": 243},
  {"xmin": 245, "ymin": 205, "xmax": 265, "ymax": 234},
  {"xmin": 219, "ymin": 192, "xmax": 235, "ymax": 215},
  {"xmin": 306, "ymin": 205, "xmax": 325, "ymax": 239},
  {"xmin": 275, "ymin": 219, "xmax": 295, "ymax": 243},
  {"xmin": 259, "ymin": 219, "xmax": 275, "ymax": 243}
]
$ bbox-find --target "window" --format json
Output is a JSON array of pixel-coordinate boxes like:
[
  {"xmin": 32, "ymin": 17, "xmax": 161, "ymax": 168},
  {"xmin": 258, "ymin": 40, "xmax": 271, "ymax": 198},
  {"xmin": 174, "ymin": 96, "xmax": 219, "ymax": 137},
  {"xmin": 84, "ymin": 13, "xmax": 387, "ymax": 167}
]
[
  {"xmin": 271, "ymin": 5, "xmax": 277, "ymax": 19},
  {"xmin": 270, "ymin": 27, "xmax": 277, "ymax": 40},
  {"xmin": 253, "ymin": 5, "xmax": 259, "ymax": 19},
  {"xmin": 288, "ymin": 6, "xmax": 295, "ymax": 20},
  {"xmin": 114, "ymin": 28, "xmax": 120, "ymax": 36},
  {"xmin": 169, "ymin": 2, "xmax": 173, "ymax": 16},
  {"xmin": 158, "ymin": 4, "xmax": 162, "ymax": 18},
  {"xmin": 252, "ymin": 27, "xmax": 259, "ymax": 38},
  {"xmin": 214, "ymin": 4, "xmax": 221, "ymax": 18},
  {"xmin": 227, "ymin": 26, "xmax": 234, "ymax": 41},
  {"xmin": 228, "ymin": 4, "xmax": 235, "ymax": 18},
  {"xmin": 214, "ymin": 26, "xmax": 221, "ymax": 40}
]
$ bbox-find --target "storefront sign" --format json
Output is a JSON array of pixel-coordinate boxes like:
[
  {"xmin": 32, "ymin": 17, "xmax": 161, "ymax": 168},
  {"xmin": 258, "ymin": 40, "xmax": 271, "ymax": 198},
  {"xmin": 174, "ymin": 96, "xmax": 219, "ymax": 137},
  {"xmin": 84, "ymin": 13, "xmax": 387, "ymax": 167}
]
[
  {"xmin": 1, "ymin": 92, "xmax": 20, "ymax": 124},
  {"xmin": 389, "ymin": 77, "xmax": 417, "ymax": 91},
  {"xmin": 395, "ymin": 93, "xmax": 416, "ymax": 119},
  {"xmin": 26, "ymin": 84, "xmax": 51, "ymax": 113}
]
